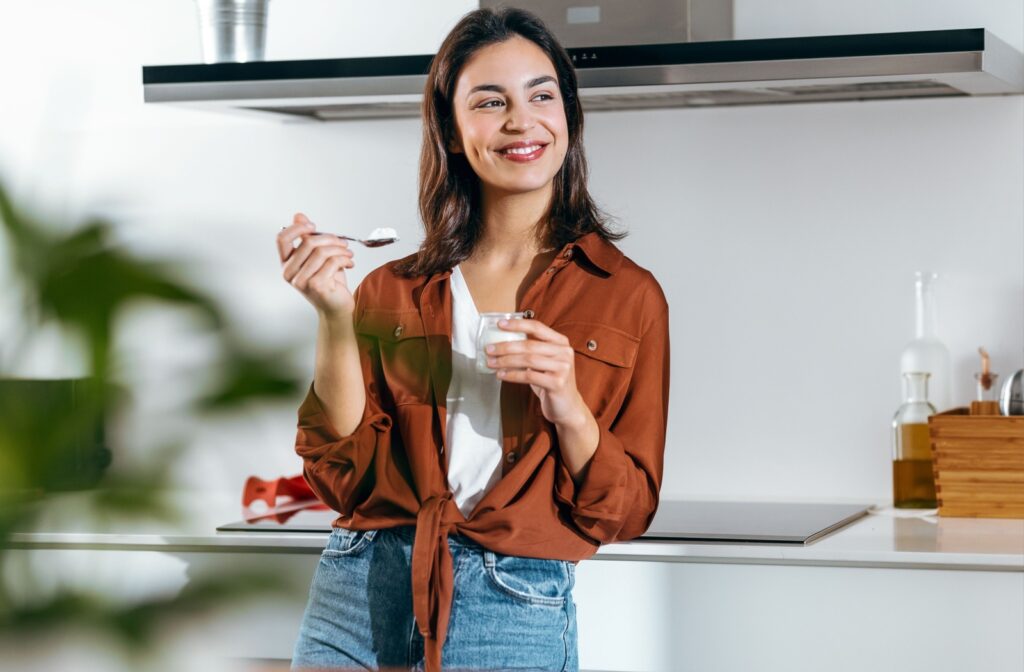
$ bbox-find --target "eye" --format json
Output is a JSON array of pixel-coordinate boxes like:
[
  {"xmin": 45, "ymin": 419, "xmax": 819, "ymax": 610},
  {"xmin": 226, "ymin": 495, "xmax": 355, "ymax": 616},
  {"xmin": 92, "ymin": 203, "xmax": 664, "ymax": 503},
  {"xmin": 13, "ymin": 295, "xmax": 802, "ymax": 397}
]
[
  {"xmin": 533, "ymin": 92, "xmax": 555, "ymax": 101},
  {"xmin": 477, "ymin": 99, "xmax": 504, "ymax": 109}
]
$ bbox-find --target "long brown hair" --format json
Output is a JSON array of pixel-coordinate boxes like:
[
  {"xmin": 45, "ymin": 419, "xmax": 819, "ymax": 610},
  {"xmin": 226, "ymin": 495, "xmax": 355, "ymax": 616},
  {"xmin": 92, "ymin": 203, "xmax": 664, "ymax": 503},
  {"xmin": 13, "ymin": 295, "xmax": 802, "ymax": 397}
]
[{"xmin": 392, "ymin": 6, "xmax": 625, "ymax": 278}]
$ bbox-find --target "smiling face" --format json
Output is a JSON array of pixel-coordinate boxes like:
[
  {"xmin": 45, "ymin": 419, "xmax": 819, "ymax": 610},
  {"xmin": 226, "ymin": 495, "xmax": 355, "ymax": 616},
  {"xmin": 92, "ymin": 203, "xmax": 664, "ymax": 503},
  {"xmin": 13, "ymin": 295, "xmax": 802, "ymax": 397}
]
[{"xmin": 449, "ymin": 36, "xmax": 570, "ymax": 199}]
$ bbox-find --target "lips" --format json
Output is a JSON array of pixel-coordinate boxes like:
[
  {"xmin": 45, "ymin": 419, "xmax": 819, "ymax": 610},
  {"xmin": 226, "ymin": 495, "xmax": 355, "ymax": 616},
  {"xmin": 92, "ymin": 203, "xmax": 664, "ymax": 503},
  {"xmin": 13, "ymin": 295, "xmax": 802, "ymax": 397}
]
[{"xmin": 496, "ymin": 142, "xmax": 549, "ymax": 162}]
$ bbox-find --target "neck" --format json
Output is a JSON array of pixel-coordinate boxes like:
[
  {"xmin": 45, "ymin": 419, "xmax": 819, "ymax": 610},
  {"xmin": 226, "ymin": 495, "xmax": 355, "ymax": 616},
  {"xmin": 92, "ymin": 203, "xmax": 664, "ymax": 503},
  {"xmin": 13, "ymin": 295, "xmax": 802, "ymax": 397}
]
[{"xmin": 471, "ymin": 182, "xmax": 555, "ymax": 269}]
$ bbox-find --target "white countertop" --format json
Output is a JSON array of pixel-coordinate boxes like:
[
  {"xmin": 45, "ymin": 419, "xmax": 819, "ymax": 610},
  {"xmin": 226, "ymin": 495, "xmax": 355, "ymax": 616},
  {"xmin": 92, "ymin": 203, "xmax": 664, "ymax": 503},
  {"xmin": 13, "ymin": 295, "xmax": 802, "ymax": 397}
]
[{"xmin": 8, "ymin": 493, "xmax": 1024, "ymax": 572}]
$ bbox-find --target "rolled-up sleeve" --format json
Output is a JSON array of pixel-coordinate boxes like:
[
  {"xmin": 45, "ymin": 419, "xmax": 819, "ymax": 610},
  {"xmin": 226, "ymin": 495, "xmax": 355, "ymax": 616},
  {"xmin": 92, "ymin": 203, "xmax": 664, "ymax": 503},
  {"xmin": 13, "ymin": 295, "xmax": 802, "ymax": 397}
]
[
  {"xmin": 294, "ymin": 284, "xmax": 393, "ymax": 516},
  {"xmin": 555, "ymin": 306, "xmax": 670, "ymax": 544}
]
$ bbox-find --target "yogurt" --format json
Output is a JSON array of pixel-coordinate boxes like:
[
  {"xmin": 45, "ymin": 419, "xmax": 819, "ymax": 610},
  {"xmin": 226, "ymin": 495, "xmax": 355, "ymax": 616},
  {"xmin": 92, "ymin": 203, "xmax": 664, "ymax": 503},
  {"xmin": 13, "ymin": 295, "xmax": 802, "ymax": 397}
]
[
  {"xmin": 368, "ymin": 227, "xmax": 398, "ymax": 241},
  {"xmin": 475, "ymin": 312, "xmax": 527, "ymax": 374}
]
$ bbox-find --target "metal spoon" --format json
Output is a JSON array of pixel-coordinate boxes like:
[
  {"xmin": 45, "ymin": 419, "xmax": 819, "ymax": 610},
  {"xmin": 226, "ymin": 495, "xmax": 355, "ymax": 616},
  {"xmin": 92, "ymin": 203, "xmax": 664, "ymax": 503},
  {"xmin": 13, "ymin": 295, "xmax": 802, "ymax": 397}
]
[
  {"xmin": 296, "ymin": 228, "xmax": 399, "ymax": 246},
  {"xmin": 301, "ymin": 230, "xmax": 399, "ymax": 248}
]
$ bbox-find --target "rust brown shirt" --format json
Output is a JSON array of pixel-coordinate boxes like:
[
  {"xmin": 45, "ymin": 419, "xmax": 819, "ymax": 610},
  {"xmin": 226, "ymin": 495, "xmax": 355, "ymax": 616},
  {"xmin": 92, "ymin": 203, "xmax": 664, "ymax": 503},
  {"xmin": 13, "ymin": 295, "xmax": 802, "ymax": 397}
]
[{"xmin": 294, "ymin": 230, "xmax": 670, "ymax": 670}]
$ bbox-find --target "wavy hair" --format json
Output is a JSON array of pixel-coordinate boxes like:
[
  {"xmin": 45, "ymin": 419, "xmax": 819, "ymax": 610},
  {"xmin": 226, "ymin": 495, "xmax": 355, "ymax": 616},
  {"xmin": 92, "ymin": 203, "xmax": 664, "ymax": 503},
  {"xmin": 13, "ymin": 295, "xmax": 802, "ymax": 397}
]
[{"xmin": 392, "ymin": 6, "xmax": 625, "ymax": 277}]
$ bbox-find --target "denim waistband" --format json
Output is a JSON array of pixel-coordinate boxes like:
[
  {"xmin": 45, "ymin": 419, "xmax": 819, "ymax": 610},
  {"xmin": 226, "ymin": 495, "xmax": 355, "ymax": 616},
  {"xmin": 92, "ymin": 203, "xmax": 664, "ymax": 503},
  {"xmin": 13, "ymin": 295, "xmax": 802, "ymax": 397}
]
[{"xmin": 384, "ymin": 524, "xmax": 484, "ymax": 550}]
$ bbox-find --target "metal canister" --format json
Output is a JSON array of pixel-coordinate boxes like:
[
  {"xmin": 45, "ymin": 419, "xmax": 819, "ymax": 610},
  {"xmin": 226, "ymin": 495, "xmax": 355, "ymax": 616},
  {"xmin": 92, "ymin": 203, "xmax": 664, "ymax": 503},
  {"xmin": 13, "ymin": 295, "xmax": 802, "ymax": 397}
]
[
  {"xmin": 999, "ymin": 369, "xmax": 1024, "ymax": 415},
  {"xmin": 194, "ymin": 0, "xmax": 270, "ymax": 63}
]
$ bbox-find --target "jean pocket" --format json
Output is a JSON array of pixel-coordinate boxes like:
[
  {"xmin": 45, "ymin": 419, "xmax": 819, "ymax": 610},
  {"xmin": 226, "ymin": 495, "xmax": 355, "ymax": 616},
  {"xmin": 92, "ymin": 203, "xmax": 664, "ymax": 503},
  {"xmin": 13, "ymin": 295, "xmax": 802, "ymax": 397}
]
[
  {"xmin": 483, "ymin": 551, "xmax": 572, "ymax": 607},
  {"xmin": 322, "ymin": 527, "xmax": 378, "ymax": 559}
]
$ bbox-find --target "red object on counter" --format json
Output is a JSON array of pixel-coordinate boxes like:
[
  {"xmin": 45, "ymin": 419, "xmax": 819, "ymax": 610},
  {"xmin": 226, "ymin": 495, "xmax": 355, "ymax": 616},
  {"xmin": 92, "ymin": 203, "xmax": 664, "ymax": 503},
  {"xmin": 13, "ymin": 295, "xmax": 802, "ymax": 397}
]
[{"xmin": 242, "ymin": 475, "xmax": 328, "ymax": 524}]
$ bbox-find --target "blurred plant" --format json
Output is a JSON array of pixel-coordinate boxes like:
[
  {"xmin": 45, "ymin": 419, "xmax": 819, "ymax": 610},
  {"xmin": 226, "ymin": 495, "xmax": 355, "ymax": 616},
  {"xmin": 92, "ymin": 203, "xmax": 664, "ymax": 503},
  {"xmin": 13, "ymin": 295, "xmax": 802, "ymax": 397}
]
[{"xmin": 0, "ymin": 177, "xmax": 303, "ymax": 664}]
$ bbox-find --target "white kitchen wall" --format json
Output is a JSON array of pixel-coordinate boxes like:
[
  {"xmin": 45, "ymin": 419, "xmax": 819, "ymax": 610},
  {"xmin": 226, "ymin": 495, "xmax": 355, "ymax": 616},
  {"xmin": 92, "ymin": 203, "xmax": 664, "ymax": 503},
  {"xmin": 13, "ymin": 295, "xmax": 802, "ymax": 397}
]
[{"xmin": 0, "ymin": 1, "xmax": 1020, "ymax": 504}]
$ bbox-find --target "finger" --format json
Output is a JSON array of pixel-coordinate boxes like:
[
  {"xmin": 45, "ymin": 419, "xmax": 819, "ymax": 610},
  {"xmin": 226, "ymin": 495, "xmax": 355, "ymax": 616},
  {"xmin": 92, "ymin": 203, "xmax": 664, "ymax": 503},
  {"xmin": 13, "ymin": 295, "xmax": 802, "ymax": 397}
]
[
  {"xmin": 496, "ymin": 367, "xmax": 558, "ymax": 388},
  {"xmin": 282, "ymin": 238, "xmax": 352, "ymax": 281},
  {"xmin": 288, "ymin": 245, "xmax": 351, "ymax": 286},
  {"xmin": 283, "ymin": 234, "xmax": 351, "ymax": 270},
  {"xmin": 487, "ymin": 353, "xmax": 570, "ymax": 374},
  {"xmin": 307, "ymin": 255, "xmax": 350, "ymax": 292},
  {"xmin": 496, "ymin": 318, "xmax": 570, "ymax": 345},
  {"xmin": 485, "ymin": 338, "xmax": 570, "ymax": 359},
  {"xmin": 288, "ymin": 247, "xmax": 350, "ymax": 287},
  {"xmin": 277, "ymin": 216, "xmax": 316, "ymax": 262},
  {"xmin": 283, "ymin": 241, "xmax": 351, "ymax": 282}
]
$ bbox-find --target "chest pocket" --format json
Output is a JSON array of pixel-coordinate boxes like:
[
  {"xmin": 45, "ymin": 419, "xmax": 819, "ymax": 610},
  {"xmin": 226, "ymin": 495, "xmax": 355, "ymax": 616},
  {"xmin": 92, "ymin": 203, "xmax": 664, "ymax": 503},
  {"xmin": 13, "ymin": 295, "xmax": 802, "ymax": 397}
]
[
  {"xmin": 554, "ymin": 321, "xmax": 640, "ymax": 413},
  {"xmin": 356, "ymin": 309, "xmax": 432, "ymax": 406}
]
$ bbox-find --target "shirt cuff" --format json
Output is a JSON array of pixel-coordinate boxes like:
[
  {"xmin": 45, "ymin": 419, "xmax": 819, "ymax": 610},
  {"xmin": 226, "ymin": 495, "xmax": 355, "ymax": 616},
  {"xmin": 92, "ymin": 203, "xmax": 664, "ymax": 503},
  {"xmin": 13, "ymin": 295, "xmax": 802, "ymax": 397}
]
[{"xmin": 554, "ymin": 424, "xmax": 629, "ymax": 524}]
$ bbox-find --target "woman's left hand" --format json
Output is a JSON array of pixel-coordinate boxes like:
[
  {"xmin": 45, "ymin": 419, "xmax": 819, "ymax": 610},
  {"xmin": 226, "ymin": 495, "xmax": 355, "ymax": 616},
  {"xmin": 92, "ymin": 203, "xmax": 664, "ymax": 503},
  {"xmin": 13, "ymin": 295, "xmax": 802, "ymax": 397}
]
[{"xmin": 485, "ymin": 319, "xmax": 589, "ymax": 428}]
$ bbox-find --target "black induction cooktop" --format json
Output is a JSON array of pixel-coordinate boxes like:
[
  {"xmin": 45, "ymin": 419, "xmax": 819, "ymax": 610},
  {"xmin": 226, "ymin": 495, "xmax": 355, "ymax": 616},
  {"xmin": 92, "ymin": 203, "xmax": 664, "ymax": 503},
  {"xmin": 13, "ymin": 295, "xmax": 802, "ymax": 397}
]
[
  {"xmin": 640, "ymin": 500, "xmax": 870, "ymax": 544},
  {"xmin": 218, "ymin": 500, "xmax": 871, "ymax": 545}
]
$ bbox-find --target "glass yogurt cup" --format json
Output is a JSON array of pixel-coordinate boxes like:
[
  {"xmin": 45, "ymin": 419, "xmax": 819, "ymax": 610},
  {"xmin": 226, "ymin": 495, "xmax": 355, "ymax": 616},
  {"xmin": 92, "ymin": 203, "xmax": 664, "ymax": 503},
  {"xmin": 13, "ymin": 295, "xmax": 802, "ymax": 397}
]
[{"xmin": 475, "ymin": 312, "xmax": 527, "ymax": 374}]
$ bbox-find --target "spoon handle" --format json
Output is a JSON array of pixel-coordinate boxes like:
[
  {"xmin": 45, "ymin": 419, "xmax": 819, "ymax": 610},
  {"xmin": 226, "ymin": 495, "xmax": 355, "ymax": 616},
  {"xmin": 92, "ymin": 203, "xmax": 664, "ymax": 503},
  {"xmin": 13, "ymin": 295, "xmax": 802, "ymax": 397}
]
[{"xmin": 309, "ymin": 232, "xmax": 360, "ymax": 242}]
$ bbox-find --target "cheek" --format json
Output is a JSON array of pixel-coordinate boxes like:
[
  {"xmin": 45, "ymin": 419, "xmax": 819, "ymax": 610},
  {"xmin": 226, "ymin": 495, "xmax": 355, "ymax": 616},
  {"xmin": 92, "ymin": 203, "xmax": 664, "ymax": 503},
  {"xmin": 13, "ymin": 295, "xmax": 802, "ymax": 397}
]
[
  {"xmin": 453, "ymin": 114, "xmax": 487, "ymax": 159},
  {"xmin": 546, "ymin": 114, "xmax": 570, "ymax": 152},
  {"xmin": 547, "ymin": 107, "xmax": 569, "ymax": 135},
  {"xmin": 463, "ymin": 129, "xmax": 496, "ymax": 164}
]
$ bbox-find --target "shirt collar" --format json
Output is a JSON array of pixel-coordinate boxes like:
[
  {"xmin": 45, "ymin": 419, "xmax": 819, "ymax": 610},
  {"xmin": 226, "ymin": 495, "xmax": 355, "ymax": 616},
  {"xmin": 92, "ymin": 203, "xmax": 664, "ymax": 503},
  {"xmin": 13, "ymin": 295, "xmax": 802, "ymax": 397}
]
[
  {"xmin": 566, "ymin": 231, "xmax": 624, "ymax": 276},
  {"xmin": 420, "ymin": 230, "xmax": 624, "ymax": 288}
]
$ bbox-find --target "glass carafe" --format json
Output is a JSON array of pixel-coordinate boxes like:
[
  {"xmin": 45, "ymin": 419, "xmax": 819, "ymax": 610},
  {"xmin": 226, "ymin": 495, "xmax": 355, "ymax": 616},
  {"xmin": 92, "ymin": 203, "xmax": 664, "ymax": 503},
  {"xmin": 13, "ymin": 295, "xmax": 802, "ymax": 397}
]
[{"xmin": 891, "ymin": 372, "xmax": 938, "ymax": 508}]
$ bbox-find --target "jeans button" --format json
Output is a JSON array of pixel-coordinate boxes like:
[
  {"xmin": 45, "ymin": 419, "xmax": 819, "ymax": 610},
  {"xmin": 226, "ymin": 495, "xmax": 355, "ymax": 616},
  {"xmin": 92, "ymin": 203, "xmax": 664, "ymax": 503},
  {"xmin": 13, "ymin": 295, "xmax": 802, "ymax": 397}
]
[{"xmin": 523, "ymin": 309, "xmax": 535, "ymax": 319}]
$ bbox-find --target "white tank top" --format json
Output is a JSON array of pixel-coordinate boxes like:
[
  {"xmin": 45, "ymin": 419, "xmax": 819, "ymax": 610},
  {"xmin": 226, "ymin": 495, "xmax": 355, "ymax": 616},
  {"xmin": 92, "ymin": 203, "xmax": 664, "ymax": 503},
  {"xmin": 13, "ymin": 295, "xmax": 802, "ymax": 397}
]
[{"xmin": 445, "ymin": 264, "xmax": 504, "ymax": 518}]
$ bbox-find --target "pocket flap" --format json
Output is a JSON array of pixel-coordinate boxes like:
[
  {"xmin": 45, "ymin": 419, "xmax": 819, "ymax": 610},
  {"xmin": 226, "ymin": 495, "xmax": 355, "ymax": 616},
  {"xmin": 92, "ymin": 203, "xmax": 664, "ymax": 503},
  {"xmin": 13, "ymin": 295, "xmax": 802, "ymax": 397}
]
[
  {"xmin": 356, "ymin": 309, "xmax": 425, "ymax": 342},
  {"xmin": 555, "ymin": 321, "xmax": 640, "ymax": 368}
]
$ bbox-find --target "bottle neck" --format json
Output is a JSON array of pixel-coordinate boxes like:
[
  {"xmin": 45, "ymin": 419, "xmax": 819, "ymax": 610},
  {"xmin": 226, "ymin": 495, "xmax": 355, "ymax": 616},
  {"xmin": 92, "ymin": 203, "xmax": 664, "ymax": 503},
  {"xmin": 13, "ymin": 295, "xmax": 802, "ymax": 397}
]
[
  {"xmin": 914, "ymin": 272, "xmax": 938, "ymax": 339},
  {"xmin": 903, "ymin": 372, "xmax": 931, "ymax": 402}
]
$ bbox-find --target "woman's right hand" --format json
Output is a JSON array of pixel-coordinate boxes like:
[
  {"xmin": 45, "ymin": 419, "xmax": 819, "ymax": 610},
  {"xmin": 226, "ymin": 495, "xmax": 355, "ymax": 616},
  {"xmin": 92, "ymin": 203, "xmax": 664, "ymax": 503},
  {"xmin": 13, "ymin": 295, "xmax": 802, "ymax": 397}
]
[{"xmin": 278, "ymin": 212, "xmax": 356, "ymax": 319}]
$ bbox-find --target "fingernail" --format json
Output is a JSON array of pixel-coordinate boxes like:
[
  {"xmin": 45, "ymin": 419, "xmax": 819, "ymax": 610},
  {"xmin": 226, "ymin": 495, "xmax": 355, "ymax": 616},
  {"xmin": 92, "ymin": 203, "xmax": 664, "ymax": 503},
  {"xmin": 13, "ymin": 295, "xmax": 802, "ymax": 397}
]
[
  {"xmin": 498, "ymin": 319, "xmax": 508, "ymax": 326},
  {"xmin": 486, "ymin": 344, "xmax": 495, "ymax": 353}
]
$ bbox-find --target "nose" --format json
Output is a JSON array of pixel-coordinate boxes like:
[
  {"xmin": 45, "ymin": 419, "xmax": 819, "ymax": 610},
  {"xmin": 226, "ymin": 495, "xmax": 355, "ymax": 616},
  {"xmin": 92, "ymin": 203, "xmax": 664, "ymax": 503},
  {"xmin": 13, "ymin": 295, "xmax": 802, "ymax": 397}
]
[{"xmin": 504, "ymin": 104, "xmax": 536, "ymax": 133}]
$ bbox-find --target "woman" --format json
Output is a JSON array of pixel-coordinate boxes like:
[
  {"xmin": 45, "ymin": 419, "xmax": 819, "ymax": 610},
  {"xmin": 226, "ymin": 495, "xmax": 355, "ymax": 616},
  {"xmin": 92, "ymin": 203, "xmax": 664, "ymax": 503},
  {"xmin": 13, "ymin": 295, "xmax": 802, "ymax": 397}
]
[{"xmin": 278, "ymin": 7, "xmax": 669, "ymax": 672}]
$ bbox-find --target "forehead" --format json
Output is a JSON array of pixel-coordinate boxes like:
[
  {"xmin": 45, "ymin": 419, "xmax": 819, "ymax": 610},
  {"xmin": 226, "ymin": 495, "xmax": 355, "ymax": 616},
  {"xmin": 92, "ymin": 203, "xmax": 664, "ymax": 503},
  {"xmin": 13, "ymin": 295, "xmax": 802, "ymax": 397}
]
[{"xmin": 455, "ymin": 36, "xmax": 558, "ymax": 95}]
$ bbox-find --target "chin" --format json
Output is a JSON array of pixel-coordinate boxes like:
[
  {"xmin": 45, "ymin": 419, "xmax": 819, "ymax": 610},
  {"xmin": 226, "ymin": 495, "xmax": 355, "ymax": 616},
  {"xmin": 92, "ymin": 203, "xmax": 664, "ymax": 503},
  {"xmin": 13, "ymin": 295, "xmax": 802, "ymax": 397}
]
[{"xmin": 488, "ymin": 174, "xmax": 559, "ymax": 195}]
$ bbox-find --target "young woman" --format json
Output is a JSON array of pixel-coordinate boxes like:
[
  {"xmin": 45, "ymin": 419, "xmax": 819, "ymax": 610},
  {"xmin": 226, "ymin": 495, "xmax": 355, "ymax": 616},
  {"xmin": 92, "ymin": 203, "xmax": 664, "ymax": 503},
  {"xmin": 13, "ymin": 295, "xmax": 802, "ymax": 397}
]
[{"xmin": 278, "ymin": 7, "xmax": 669, "ymax": 672}]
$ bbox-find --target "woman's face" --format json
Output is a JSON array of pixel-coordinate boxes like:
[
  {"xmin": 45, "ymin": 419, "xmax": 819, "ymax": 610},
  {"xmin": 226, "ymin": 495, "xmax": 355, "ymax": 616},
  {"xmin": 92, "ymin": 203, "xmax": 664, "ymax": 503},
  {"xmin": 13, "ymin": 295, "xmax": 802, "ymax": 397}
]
[{"xmin": 449, "ymin": 36, "xmax": 569, "ymax": 198}]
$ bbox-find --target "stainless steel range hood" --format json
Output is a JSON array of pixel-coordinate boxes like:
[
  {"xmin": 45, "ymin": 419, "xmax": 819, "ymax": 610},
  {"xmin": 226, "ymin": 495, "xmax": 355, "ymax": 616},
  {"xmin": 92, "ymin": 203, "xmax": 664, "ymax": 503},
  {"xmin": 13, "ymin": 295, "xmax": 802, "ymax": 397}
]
[{"xmin": 141, "ymin": 27, "xmax": 1024, "ymax": 122}]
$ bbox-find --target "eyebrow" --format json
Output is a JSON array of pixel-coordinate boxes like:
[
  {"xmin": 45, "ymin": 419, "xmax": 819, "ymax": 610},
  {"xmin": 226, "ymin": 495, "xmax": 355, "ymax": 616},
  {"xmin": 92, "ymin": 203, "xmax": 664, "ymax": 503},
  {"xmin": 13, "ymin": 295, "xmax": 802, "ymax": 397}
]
[{"xmin": 468, "ymin": 75, "xmax": 557, "ymax": 96}]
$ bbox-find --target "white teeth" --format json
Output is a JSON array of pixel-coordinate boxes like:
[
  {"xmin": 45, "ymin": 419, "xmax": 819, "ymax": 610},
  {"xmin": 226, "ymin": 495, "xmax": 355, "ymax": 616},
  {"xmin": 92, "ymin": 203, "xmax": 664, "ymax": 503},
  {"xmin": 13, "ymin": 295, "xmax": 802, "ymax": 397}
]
[{"xmin": 501, "ymin": 145, "xmax": 542, "ymax": 155}]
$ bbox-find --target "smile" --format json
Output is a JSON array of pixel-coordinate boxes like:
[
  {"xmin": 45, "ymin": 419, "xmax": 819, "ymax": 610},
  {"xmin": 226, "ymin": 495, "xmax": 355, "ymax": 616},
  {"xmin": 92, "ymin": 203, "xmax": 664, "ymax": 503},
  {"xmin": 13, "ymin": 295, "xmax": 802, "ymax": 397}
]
[{"xmin": 496, "ymin": 144, "xmax": 547, "ymax": 162}]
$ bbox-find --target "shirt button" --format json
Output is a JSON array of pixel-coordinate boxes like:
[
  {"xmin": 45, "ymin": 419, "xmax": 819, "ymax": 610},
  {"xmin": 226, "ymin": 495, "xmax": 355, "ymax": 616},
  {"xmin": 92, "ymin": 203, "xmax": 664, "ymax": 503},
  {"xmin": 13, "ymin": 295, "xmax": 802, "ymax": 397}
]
[
  {"xmin": 587, "ymin": 339, "xmax": 598, "ymax": 351},
  {"xmin": 393, "ymin": 325, "xmax": 404, "ymax": 338},
  {"xmin": 523, "ymin": 309, "xmax": 535, "ymax": 319},
  {"xmin": 506, "ymin": 452, "xmax": 517, "ymax": 464}
]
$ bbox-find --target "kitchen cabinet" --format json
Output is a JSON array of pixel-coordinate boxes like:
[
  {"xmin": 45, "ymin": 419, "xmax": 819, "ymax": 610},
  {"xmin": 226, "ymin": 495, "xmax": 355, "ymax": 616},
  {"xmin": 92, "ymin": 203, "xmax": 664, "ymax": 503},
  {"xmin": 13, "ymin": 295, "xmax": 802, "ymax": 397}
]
[{"xmin": 10, "ymin": 493, "xmax": 1023, "ymax": 671}]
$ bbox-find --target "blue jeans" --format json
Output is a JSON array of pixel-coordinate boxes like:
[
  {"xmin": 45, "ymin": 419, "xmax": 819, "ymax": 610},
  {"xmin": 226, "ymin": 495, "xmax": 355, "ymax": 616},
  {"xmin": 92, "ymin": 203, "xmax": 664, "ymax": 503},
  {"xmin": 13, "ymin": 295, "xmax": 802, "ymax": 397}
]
[{"xmin": 291, "ymin": 525, "xmax": 579, "ymax": 671}]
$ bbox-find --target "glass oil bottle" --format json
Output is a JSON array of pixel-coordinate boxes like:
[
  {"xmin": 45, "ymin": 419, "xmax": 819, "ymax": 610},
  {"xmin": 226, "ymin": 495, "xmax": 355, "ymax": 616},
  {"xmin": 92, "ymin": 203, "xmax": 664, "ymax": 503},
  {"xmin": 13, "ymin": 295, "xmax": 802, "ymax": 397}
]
[{"xmin": 891, "ymin": 371, "xmax": 938, "ymax": 508}]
